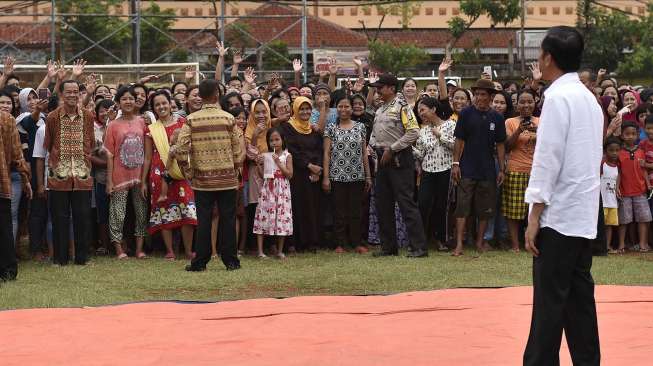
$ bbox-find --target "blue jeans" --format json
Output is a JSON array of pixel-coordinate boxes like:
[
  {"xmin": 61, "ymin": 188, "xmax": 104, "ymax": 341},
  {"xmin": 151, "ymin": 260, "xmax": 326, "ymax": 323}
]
[
  {"xmin": 483, "ymin": 157, "xmax": 507, "ymax": 241},
  {"xmin": 10, "ymin": 171, "xmax": 22, "ymax": 241}
]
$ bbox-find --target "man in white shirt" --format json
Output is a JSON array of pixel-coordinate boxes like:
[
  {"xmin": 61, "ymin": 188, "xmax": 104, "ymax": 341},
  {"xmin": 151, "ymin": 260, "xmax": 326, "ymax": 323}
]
[{"xmin": 523, "ymin": 26, "xmax": 602, "ymax": 365}]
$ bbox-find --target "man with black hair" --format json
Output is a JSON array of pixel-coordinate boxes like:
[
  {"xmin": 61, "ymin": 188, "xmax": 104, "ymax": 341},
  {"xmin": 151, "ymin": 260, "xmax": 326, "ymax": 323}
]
[
  {"xmin": 227, "ymin": 76, "xmax": 243, "ymax": 92},
  {"xmin": 523, "ymin": 26, "xmax": 602, "ymax": 365},
  {"xmin": 172, "ymin": 78, "xmax": 245, "ymax": 272}
]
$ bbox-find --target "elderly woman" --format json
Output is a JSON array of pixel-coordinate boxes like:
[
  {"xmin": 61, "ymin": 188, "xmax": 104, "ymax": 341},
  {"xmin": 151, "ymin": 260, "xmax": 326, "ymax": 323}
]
[
  {"xmin": 279, "ymin": 97, "xmax": 324, "ymax": 251},
  {"xmin": 502, "ymin": 89, "xmax": 539, "ymax": 252}
]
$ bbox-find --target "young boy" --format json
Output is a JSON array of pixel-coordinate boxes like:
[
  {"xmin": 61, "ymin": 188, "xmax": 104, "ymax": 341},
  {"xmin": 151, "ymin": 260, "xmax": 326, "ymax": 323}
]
[
  {"xmin": 601, "ymin": 137, "xmax": 621, "ymax": 254},
  {"xmin": 617, "ymin": 122, "xmax": 652, "ymax": 253}
]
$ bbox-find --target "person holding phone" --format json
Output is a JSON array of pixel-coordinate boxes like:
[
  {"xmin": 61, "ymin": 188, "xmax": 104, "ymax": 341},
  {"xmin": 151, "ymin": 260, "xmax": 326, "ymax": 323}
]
[{"xmin": 502, "ymin": 89, "xmax": 539, "ymax": 253}]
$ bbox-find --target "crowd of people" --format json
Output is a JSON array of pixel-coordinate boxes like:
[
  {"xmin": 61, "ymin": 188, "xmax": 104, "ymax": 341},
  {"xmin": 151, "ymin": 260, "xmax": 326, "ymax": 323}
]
[{"xmin": 1, "ymin": 39, "xmax": 652, "ymax": 280}]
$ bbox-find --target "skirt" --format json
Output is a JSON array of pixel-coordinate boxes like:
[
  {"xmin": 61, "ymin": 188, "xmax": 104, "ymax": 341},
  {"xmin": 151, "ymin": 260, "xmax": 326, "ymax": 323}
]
[{"xmin": 502, "ymin": 171, "xmax": 530, "ymax": 220}]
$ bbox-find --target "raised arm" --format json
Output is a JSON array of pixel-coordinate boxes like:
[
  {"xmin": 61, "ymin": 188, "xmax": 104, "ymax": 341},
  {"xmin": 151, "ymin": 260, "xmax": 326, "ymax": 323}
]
[
  {"xmin": 438, "ymin": 57, "xmax": 453, "ymax": 101},
  {"xmin": 0, "ymin": 56, "xmax": 15, "ymax": 89},
  {"xmin": 292, "ymin": 59, "xmax": 303, "ymax": 87},
  {"xmin": 215, "ymin": 41, "xmax": 229, "ymax": 83},
  {"xmin": 231, "ymin": 50, "xmax": 242, "ymax": 78}
]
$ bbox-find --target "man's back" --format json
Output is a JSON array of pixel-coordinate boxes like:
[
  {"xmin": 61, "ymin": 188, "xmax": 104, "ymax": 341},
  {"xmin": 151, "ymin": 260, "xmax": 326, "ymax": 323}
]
[{"xmin": 175, "ymin": 104, "xmax": 244, "ymax": 191}]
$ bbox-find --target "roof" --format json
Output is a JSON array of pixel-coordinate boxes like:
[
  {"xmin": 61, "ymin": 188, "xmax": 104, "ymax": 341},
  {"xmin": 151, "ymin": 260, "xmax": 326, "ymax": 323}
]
[
  {"xmin": 372, "ymin": 29, "xmax": 516, "ymax": 49},
  {"xmin": 0, "ymin": 23, "xmax": 51, "ymax": 47},
  {"xmin": 221, "ymin": 3, "xmax": 368, "ymax": 49}
]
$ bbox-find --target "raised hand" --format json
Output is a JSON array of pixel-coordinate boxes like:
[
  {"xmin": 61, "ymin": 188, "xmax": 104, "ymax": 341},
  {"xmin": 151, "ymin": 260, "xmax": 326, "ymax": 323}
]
[
  {"xmin": 529, "ymin": 62, "xmax": 542, "ymax": 81},
  {"xmin": 292, "ymin": 59, "xmax": 303, "ymax": 72},
  {"xmin": 597, "ymin": 68, "xmax": 607, "ymax": 78},
  {"xmin": 319, "ymin": 69, "xmax": 329, "ymax": 80},
  {"xmin": 184, "ymin": 65, "xmax": 195, "ymax": 81},
  {"xmin": 244, "ymin": 67, "xmax": 257, "ymax": 84},
  {"xmin": 328, "ymin": 57, "xmax": 338, "ymax": 75},
  {"xmin": 46, "ymin": 59, "xmax": 57, "ymax": 79},
  {"xmin": 56, "ymin": 61, "xmax": 68, "ymax": 81},
  {"xmin": 368, "ymin": 71, "xmax": 379, "ymax": 85},
  {"xmin": 438, "ymin": 57, "xmax": 453, "ymax": 73},
  {"xmin": 139, "ymin": 74, "xmax": 159, "ymax": 84},
  {"xmin": 233, "ymin": 49, "xmax": 243, "ymax": 64},
  {"xmin": 353, "ymin": 56, "xmax": 363, "ymax": 68},
  {"xmin": 85, "ymin": 73, "xmax": 97, "ymax": 92},
  {"xmin": 352, "ymin": 78, "xmax": 365, "ymax": 93},
  {"xmin": 216, "ymin": 41, "xmax": 229, "ymax": 57},
  {"xmin": 3, "ymin": 56, "xmax": 15, "ymax": 76},
  {"xmin": 71, "ymin": 59, "xmax": 87, "ymax": 78}
]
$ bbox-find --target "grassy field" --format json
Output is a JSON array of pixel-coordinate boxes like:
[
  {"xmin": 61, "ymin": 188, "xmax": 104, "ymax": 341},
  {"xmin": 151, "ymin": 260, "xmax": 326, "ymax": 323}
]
[{"xmin": 1, "ymin": 249, "xmax": 651, "ymax": 310}]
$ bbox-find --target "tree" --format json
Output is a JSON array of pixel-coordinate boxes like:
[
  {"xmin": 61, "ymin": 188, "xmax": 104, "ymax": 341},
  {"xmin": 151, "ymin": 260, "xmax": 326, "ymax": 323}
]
[
  {"xmin": 140, "ymin": 2, "xmax": 185, "ymax": 63},
  {"xmin": 359, "ymin": 1, "xmax": 422, "ymax": 42},
  {"xmin": 263, "ymin": 40, "xmax": 291, "ymax": 71},
  {"xmin": 447, "ymin": 0, "xmax": 521, "ymax": 49},
  {"xmin": 57, "ymin": 0, "xmax": 130, "ymax": 63},
  {"xmin": 368, "ymin": 40, "xmax": 430, "ymax": 76}
]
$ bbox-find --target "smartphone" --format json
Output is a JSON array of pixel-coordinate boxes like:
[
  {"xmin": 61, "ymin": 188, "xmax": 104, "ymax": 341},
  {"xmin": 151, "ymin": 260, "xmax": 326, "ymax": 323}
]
[
  {"xmin": 37, "ymin": 88, "xmax": 50, "ymax": 100},
  {"xmin": 483, "ymin": 66, "xmax": 492, "ymax": 78}
]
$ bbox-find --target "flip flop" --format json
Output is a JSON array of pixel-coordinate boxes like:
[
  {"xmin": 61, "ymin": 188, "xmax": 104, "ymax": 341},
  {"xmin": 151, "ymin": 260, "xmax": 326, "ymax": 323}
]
[
  {"xmin": 451, "ymin": 251, "xmax": 464, "ymax": 257},
  {"xmin": 117, "ymin": 253, "xmax": 128, "ymax": 260}
]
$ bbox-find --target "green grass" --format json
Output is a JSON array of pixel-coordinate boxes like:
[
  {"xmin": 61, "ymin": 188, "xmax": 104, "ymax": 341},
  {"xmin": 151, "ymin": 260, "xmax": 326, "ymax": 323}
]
[{"xmin": 1, "ymin": 250, "xmax": 651, "ymax": 310}]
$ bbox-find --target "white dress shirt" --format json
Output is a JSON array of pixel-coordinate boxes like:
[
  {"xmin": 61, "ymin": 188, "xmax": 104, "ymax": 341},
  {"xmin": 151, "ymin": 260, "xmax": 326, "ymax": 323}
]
[{"xmin": 525, "ymin": 72, "xmax": 603, "ymax": 239}]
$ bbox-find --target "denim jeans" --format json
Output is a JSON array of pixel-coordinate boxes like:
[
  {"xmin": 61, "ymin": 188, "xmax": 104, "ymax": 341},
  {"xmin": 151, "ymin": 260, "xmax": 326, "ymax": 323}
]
[{"xmin": 10, "ymin": 171, "xmax": 22, "ymax": 241}]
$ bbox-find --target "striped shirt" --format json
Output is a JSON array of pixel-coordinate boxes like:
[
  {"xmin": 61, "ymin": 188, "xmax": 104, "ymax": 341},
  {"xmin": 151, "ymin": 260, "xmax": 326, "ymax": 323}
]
[{"xmin": 174, "ymin": 104, "xmax": 245, "ymax": 191}]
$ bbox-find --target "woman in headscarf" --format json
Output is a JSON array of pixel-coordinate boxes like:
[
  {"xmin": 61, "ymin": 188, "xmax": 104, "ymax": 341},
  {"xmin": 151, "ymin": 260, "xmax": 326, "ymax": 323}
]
[
  {"xmin": 278, "ymin": 97, "xmax": 323, "ymax": 251},
  {"xmin": 244, "ymin": 99, "xmax": 273, "ymax": 253},
  {"xmin": 601, "ymin": 96, "xmax": 621, "ymax": 140}
]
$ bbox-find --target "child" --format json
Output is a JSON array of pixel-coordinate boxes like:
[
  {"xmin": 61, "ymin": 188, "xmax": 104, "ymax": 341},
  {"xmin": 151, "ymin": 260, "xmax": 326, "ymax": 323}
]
[
  {"xmin": 601, "ymin": 137, "xmax": 620, "ymax": 254},
  {"xmin": 252, "ymin": 127, "xmax": 293, "ymax": 259},
  {"xmin": 617, "ymin": 122, "xmax": 652, "ymax": 253}
]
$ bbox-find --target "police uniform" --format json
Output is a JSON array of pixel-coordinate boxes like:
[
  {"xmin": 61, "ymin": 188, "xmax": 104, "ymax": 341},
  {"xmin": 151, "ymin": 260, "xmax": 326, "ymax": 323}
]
[{"xmin": 369, "ymin": 76, "xmax": 427, "ymax": 256}]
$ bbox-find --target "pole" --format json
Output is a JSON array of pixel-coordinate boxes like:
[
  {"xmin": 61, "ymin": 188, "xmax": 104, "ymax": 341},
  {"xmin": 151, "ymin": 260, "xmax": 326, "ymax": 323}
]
[
  {"xmin": 220, "ymin": 0, "xmax": 225, "ymax": 43},
  {"xmin": 51, "ymin": 0, "xmax": 56, "ymax": 61},
  {"xmin": 302, "ymin": 0, "xmax": 308, "ymax": 83},
  {"xmin": 520, "ymin": 0, "xmax": 526, "ymax": 77}
]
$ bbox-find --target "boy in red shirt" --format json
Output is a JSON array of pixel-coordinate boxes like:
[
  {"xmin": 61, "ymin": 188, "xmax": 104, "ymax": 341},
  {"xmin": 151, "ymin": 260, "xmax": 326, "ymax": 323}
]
[{"xmin": 618, "ymin": 121, "xmax": 652, "ymax": 253}]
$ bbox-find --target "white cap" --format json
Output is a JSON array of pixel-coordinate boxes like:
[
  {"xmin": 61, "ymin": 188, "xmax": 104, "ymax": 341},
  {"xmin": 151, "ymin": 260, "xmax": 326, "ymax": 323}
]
[{"xmin": 446, "ymin": 80, "xmax": 458, "ymax": 87}]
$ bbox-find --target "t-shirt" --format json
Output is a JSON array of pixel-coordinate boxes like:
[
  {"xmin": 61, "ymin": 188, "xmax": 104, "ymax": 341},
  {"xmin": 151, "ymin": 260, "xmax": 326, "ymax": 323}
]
[
  {"xmin": 600, "ymin": 161, "xmax": 619, "ymax": 209},
  {"xmin": 505, "ymin": 117, "xmax": 539, "ymax": 173},
  {"xmin": 618, "ymin": 147, "xmax": 647, "ymax": 197},
  {"xmin": 103, "ymin": 118, "xmax": 145, "ymax": 191},
  {"xmin": 454, "ymin": 106, "xmax": 506, "ymax": 180},
  {"xmin": 638, "ymin": 139, "xmax": 653, "ymax": 183},
  {"xmin": 324, "ymin": 122, "xmax": 366, "ymax": 182},
  {"xmin": 310, "ymin": 108, "xmax": 337, "ymax": 127},
  {"xmin": 32, "ymin": 125, "xmax": 49, "ymax": 189}
]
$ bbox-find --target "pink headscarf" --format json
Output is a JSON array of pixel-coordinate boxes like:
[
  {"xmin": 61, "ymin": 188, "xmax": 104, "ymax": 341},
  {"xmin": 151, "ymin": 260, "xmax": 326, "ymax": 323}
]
[{"xmin": 619, "ymin": 89, "xmax": 641, "ymax": 124}]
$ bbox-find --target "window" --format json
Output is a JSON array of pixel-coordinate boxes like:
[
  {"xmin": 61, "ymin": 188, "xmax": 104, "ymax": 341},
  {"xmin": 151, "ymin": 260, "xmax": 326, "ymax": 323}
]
[
  {"xmin": 115, "ymin": 5, "xmax": 123, "ymax": 15},
  {"xmin": 638, "ymin": 6, "xmax": 646, "ymax": 15},
  {"xmin": 439, "ymin": 8, "xmax": 447, "ymax": 16},
  {"xmin": 425, "ymin": 7, "xmax": 433, "ymax": 16},
  {"xmin": 378, "ymin": 7, "xmax": 385, "ymax": 16},
  {"xmin": 195, "ymin": 8, "xmax": 203, "ymax": 16},
  {"xmin": 336, "ymin": 8, "xmax": 344, "ymax": 16},
  {"xmin": 452, "ymin": 7, "xmax": 460, "ymax": 16},
  {"xmin": 209, "ymin": 8, "xmax": 216, "ymax": 16},
  {"xmin": 230, "ymin": 8, "xmax": 239, "ymax": 16},
  {"xmin": 565, "ymin": 7, "xmax": 574, "ymax": 15},
  {"xmin": 323, "ymin": 8, "xmax": 330, "ymax": 16},
  {"xmin": 42, "ymin": 7, "xmax": 50, "ymax": 15},
  {"xmin": 412, "ymin": 7, "xmax": 420, "ymax": 16},
  {"xmin": 539, "ymin": 7, "xmax": 547, "ymax": 15},
  {"xmin": 527, "ymin": 7, "xmax": 534, "ymax": 15},
  {"xmin": 552, "ymin": 7, "xmax": 560, "ymax": 15},
  {"xmin": 390, "ymin": 7, "xmax": 399, "ymax": 16},
  {"xmin": 362, "ymin": 7, "xmax": 371, "ymax": 16},
  {"xmin": 180, "ymin": 8, "xmax": 189, "ymax": 16},
  {"xmin": 625, "ymin": 6, "xmax": 632, "ymax": 13},
  {"xmin": 350, "ymin": 7, "xmax": 358, "ymax": 16}
]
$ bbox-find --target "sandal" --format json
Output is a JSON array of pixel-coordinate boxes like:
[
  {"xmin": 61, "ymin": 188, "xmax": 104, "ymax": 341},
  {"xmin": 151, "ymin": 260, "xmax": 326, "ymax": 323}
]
[
  {"xmin": 639, "ymin": 247, "xmax": 651, "ymax": 253},
  {"xmin": 608, "ymin": 249, "xmax": 619, "ymax": 255},
  {"xmin": 164, "ymin": 253, "xmax": 176, "ymax": 261},
  {"xmin": 276, "ymin": 252, "xmax": 286, "ymax": 260},
  {"xmin": 136, "ymin": 252, "xmax": 148, "ymax": 259},
  {"xmin": 257, "ymin": 253, "xmax": 269, "ymax": 259},
  {"xmin": 117, "ymin": 253, "xmax": 128, "ymax": 260},
  {"xmin": 451, "ymin": 251, "xmax": 464, "ymax": 257}
]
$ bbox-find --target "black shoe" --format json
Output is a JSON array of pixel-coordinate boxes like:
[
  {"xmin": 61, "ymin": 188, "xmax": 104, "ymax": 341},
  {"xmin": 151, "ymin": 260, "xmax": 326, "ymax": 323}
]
[
  {"xmin": 185, "ymin": 264, "xmax": 206, "ymax": 272},
  {"xmin": 406, "ymin": 249, "xmax": 428, "ymax": 258},
  {"xmin": 225, "ymin": 263, "xmax": 241, "ymax": 271},
  {"xmin": 372, "ymin": 250, "xmax": 398, "ymax": 257}
]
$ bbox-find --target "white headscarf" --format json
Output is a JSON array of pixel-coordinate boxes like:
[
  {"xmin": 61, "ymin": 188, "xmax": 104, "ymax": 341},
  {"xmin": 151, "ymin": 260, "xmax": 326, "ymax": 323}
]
[{"xmin": 16, "ymin": 88, "xmax": 45, "ymax": 133}]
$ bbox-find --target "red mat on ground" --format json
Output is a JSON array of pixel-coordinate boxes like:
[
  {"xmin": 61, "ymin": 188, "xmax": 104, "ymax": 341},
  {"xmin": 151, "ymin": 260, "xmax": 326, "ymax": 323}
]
[{"xmin": 1, "ymin": 285, "xmax": 651, "ymax": 365}]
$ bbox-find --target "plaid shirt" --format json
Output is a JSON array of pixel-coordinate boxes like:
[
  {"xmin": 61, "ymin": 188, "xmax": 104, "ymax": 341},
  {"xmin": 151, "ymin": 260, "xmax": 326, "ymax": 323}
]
[{"xmin": 0, "ymin": 112, "xmax": 30, "ymax": 199}]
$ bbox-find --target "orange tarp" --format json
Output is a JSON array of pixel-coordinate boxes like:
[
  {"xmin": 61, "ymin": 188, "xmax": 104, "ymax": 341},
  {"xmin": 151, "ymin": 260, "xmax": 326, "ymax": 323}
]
[{"xmin": 1, "ymin": 285, "xmax": 651, "ymax": 365}]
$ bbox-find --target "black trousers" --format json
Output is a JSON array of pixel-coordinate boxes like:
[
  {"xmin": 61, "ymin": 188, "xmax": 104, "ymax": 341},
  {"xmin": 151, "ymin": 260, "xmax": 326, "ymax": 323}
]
[
  {"xmin": 332, "ymin": 181, "xmax": 364, "ymax": 247},
  {"xmin": 524, "ymin": 227, "xmax": 601, "ymax": 366},
  {"xmin": 28, "ymin": 196, "xmax": 48, "ymax": 254},
  {"xmin": 418, "ymin": 170, "xmax": 451, "ymax": 243},
  {"xmin": 193, "ymin": 189, "xmax": 239, "ymax": 269},
  {"xmin": 0, "ymin": 198, "xmax": 17, "ymax": 280},
  {"xmin": 49, "ymin": 190, "xmax": 91, "ymax": 265},
  {"xmin": 375, "ymin": 149, "xmax": 426, "ymax": 253}
]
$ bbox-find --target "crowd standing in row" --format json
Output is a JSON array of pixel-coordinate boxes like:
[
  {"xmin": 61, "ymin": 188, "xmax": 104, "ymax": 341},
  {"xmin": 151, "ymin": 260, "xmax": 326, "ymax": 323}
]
[{"xmin": 1, "ymin": 40, "xmax": 652, "ymax": 280}]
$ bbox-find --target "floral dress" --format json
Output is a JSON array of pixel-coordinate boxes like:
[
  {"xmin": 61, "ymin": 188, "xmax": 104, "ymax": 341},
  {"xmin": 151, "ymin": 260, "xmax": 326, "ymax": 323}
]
[
  {"xmin": 145, "ymin": 118, "xmax": 197, "ymax": 234},
  {"xmin": 253, "ymin": 150, "xmax": 293, "ymax": 236}
]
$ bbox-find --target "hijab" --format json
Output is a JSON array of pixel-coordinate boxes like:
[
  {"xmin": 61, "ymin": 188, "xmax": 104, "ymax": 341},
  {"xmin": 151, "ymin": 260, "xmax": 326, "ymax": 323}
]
[
  {"xmin": 16, "ymin": 88, "xmax": 45, "ymax": 133},
  {"xmin": 244, "ymin": 99, "xmax": 272, "ymax": 153},
  {"xmin": 619, "ymin": 89, "xmax": 641, "ymax": 124},
  {"xmin": 288, "ymin": 96, "xmax": 313, "ymax": 135}
]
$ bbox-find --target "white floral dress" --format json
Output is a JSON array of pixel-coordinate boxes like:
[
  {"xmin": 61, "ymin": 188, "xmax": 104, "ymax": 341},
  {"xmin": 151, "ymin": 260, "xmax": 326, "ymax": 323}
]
[{"xmin": 253, "ymin": 150, "xmax": 293, "ymax": 236}]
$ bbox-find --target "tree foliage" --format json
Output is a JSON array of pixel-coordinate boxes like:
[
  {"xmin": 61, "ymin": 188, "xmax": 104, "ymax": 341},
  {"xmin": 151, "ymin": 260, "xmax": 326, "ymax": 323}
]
[
  {"xmin": 368, "ymin": 40, "xmax": 429, "ymax": 76},
  {"xmin": 263, "ymin": 40, "xmax": 291, "ymax": 71},
  {"xmin": 581, "ymin": 2, "xmax": 653, "ymax": 77},
  {"xmin": 360, "ymin": 1, "xmax": 421, "ymax": 42},
  {"xmin": 57, "ymin": 0, "xmax": 129, "ymax": 63},
  {"xmin": 447, "ymin": 0, "xmax": 521, "ymax": 48},
  {"xmin": 140, "ymin": 2, "xmax": 186, "ymax": 63}
]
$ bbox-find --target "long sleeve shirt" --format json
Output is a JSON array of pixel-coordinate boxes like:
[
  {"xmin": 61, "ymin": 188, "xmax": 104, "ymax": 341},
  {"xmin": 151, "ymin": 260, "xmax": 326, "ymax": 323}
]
[
  {"xmin": 413, "ymin": 120, "xmax": 456, "ymax": 173},
  {"xmin": 369, "ymin": 95, "xmax": 419, "ymax": 152},
  {"xmin": 524, "ymin": 72, "xmax": 603, "ymax": 239},
  {"xmin": 174, "ymin": 104, "xmax": 244, "ymax": 191},
  {"xmin": 0, "ymin": 112, "xmax": 30, "ymax": 199}
]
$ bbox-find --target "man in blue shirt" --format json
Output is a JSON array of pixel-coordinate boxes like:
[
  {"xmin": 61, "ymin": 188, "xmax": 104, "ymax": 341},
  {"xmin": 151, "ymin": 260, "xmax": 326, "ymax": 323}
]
[{"xmin": 451, "ymin": 78, "xmax": 506, "ymax": 256}]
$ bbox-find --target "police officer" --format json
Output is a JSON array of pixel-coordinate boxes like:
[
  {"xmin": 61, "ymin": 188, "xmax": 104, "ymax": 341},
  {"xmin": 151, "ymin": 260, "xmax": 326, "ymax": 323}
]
[{"xmin": 369, "ymin": 74, "xmax": 428, "ymax": 258}]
